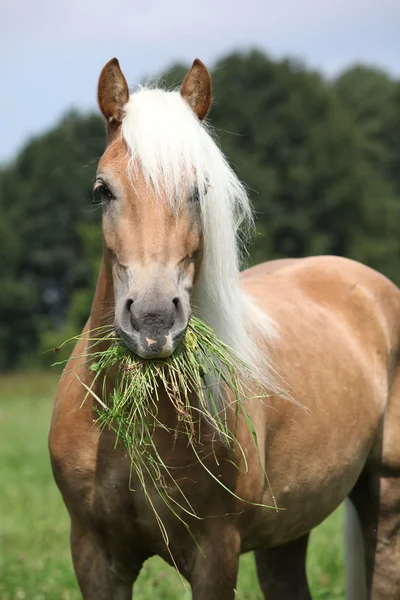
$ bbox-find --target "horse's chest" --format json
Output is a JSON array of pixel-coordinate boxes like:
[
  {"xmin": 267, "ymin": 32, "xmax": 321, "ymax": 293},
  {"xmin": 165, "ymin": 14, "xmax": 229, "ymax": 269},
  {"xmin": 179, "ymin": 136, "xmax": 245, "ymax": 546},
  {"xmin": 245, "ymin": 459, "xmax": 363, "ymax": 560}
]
[{"xmin": 54, "ymin": 430, "xmax": 222, "ymax": 565}]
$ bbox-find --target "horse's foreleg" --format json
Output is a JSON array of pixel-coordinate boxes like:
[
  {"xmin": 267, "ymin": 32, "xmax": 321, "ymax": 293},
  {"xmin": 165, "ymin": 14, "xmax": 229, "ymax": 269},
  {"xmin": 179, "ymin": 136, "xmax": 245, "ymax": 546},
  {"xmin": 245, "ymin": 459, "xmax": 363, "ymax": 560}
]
[
  {"xmin": 254, "ymin": 534, "xmax": 311, "ymax": 600},
  {"xmin": 70, "ymin": 519, "xmax": 140, "ymax": 600},
  {"xmin": 189, "ymin": 528, "xmax": 241, "ymax": 600}
]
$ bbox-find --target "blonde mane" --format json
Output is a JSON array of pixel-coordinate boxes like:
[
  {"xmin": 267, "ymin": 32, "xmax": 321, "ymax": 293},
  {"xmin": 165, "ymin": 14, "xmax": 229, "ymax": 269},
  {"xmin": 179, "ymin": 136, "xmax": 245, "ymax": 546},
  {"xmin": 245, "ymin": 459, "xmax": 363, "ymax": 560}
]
[{"xmin": 121, "ymin": 85, "xmax": 278, "ymax": 390}]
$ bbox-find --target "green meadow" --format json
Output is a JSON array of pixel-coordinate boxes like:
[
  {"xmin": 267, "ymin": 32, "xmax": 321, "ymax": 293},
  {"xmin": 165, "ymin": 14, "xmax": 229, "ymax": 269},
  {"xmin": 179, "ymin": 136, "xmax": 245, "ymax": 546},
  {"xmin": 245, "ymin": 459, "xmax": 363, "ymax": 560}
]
[{"xmin": 0, "ymin": 373, "xmax": 344, "ymax": 599}]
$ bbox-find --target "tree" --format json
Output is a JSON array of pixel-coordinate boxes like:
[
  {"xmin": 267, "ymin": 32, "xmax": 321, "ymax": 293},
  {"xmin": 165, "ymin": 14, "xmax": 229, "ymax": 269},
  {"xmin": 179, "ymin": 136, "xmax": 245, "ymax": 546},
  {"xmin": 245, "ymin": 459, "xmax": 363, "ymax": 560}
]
[{"xmin": 0, "ymin": 111, "xmax": 105, "ymax": 368}]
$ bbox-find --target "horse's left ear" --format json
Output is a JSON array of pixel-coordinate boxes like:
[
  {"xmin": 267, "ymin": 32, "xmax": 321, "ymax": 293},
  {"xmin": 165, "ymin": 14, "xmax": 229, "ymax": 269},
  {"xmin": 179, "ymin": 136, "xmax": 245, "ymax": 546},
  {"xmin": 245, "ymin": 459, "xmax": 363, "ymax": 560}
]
[
  {"xmin": 181, "ymin": 59, "xmax": 212, "ymax": 121},
  {"xmin": 97, "ymin": 58, "xmax": 129, "ymax": 135}
]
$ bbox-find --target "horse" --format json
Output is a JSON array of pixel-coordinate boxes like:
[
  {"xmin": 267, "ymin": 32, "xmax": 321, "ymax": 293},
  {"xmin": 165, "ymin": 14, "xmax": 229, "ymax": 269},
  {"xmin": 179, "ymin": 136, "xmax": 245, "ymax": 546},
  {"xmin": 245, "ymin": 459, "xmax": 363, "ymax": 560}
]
[{"xmin": 49, "ymin": 57, "xmax": 400, "ymax": 600}]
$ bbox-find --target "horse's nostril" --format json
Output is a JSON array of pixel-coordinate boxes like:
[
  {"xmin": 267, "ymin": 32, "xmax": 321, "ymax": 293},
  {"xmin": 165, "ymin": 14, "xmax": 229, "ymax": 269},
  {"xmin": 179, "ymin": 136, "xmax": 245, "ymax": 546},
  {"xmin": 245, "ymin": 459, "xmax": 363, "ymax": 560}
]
[
  {"xmin": 126, "ymin": 298, "xmax": 134, "ymax": 312},
  {"xmin": 172, "ymin": 297, "xmax": 179, "ymax": 309}
]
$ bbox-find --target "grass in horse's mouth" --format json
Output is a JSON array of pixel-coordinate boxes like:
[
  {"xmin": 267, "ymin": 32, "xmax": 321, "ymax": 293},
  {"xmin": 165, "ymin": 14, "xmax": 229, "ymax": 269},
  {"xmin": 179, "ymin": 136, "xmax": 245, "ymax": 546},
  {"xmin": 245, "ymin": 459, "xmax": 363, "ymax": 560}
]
[{"xmin": 53, "ymin": 317, "xmax": 275, "ymax": 546}]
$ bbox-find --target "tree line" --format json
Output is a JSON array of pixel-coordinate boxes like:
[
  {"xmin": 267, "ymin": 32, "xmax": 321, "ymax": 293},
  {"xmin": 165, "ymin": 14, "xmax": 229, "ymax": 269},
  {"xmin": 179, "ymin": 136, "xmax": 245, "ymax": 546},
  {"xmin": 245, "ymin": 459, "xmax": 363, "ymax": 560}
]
[{"xmin": 1, "ymin": 49, "xmax": 399, "ymax": 370}]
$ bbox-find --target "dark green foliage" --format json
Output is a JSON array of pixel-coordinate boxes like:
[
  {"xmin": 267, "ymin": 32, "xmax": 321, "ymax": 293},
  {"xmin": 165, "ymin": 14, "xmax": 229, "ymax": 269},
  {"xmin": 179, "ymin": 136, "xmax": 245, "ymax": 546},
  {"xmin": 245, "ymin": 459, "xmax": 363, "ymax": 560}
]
[
  {"xmin": 8, "ymin": 111, "xmax": 104, "ymax": 314},
  {"xmin": 208, "ymin": 51, "xmax": 399, "ymax": 268},
  {"xmin": 335, "ymin": 66, "xmax": 396, "ymax": 168},
  {"xmin": 0, "ymin": 112, "xmax": 105, "ymax": 368},
  {"xmin": 1, "ymin": 50, "xmax": 399, "ymax": 370}
]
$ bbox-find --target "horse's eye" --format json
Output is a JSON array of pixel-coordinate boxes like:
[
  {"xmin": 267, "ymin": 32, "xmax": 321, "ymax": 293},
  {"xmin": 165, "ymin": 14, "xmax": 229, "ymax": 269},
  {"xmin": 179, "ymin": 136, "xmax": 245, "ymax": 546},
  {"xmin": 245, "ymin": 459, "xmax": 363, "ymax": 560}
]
[{"xmin": 93, "ymin": 182, "xmax": 114, "ymax": 204}]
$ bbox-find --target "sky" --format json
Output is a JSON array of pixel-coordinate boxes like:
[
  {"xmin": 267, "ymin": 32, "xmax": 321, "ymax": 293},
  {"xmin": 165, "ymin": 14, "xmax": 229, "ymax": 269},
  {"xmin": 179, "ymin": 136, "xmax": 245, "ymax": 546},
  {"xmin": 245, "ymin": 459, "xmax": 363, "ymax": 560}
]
[{"xmin": 2, "ymin": 0, "xmax": 399, "ymax": 162}]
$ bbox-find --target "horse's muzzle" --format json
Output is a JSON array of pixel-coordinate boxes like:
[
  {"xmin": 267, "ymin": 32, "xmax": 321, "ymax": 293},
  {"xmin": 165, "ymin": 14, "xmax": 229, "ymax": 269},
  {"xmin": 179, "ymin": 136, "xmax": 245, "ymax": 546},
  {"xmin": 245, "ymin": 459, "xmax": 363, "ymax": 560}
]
[{"xmin": 115, "ymin": 294, "xmax": 188, "ymax": 359}]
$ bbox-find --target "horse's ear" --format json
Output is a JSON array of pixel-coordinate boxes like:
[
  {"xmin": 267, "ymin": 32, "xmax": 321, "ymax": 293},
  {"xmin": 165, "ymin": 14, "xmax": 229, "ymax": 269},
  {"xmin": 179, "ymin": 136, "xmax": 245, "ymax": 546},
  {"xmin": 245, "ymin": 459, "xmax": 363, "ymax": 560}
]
[
  {"xmin": 97, "ymin": 58, "xmax": 129, "ymax": 134},
  {"xmin": 181, "ymin": 59, "xmax": 212, "ymax": 121}
]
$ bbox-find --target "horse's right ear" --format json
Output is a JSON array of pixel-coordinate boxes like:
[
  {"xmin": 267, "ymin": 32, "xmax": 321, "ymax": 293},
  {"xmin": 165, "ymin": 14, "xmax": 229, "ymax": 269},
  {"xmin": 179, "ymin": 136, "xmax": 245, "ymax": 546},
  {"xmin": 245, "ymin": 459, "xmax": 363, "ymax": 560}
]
[{"xmin": 97, "ymin": 58, "xmax": 129, "ymax": 135}]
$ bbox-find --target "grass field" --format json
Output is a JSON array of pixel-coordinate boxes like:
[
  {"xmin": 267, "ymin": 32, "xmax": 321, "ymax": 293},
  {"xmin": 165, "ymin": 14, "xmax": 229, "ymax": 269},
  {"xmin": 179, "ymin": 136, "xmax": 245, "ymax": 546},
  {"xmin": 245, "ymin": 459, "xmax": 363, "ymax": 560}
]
[{"xmin": 0, "ymin": 373, "xmax": 344, "ymax": 599}]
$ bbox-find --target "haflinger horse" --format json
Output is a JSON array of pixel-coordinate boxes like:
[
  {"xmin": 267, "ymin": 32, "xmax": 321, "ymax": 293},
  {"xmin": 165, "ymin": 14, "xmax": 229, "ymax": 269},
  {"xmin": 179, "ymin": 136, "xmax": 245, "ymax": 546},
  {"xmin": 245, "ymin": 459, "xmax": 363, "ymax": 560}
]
[{"xmin": 49, "ymin": 57, "xmax": 400, "ymax": 600}]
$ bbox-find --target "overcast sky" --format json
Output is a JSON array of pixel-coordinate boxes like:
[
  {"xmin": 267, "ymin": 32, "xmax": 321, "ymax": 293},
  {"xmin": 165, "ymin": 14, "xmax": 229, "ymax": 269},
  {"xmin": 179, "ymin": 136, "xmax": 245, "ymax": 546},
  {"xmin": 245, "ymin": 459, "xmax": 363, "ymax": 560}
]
[{"xmin": 2, "ymin": 0, "xmax": 399, "ymax": 162}]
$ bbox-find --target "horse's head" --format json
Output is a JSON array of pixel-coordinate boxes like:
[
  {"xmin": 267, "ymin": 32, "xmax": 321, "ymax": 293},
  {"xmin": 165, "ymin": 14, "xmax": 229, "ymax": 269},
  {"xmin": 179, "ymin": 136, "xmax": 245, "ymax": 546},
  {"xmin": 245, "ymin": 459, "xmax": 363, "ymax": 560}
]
[
  {"xmin": 96, "ymin": 58, "xmax": 212, "ymax": 359},
  {"xmin": 94, "ymin": 57, "xmax": 266, "ymax": 369}
]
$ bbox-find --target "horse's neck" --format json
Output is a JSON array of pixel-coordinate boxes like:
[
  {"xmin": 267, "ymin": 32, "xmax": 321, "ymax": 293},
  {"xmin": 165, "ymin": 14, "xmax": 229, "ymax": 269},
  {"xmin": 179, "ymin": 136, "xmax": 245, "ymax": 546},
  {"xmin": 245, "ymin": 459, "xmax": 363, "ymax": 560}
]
[
  {"xmin": 88, "ymin": 259, "xmax": 114, "ymax": 331},
  {"xmin": 83, "ymin": 259, "xmax": 116, "ymax": 396}
]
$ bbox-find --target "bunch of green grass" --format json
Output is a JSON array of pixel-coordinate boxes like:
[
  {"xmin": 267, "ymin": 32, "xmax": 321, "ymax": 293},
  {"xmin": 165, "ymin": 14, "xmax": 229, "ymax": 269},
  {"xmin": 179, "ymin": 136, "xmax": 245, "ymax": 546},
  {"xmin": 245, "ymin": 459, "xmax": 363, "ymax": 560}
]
[{"xmin": 54, "ymin": 317, "xmax": 274, "ymax": 547}]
